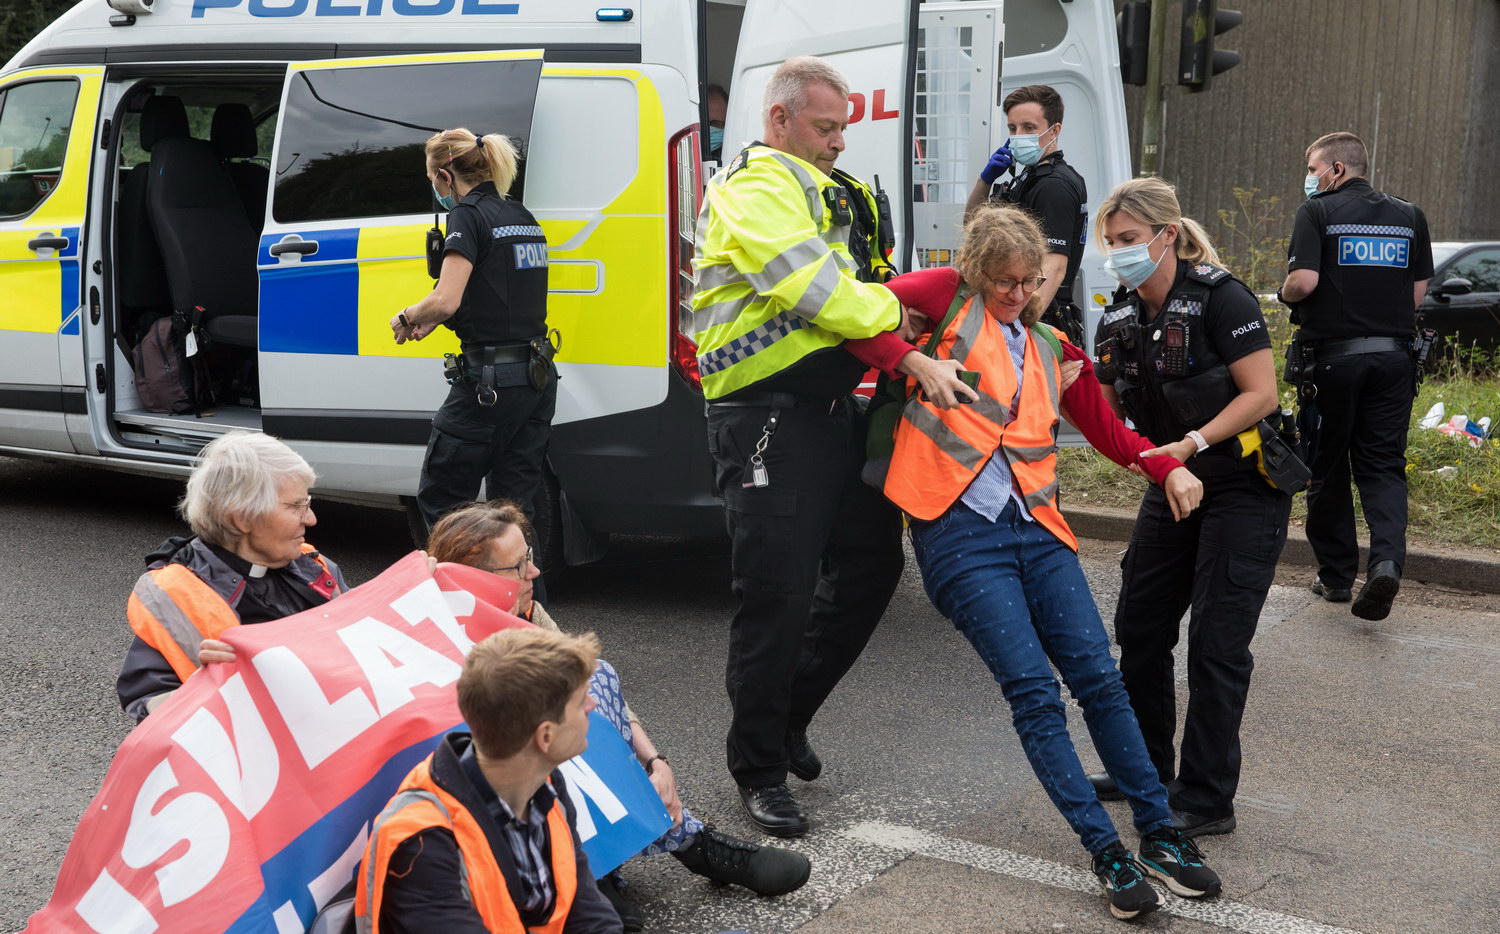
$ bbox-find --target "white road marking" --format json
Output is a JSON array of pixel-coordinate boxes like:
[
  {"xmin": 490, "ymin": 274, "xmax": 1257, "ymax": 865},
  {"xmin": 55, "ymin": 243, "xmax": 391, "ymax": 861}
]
[{"xmin": 841, "ymin": 821, "xmax": 1371, "ymax": 934}]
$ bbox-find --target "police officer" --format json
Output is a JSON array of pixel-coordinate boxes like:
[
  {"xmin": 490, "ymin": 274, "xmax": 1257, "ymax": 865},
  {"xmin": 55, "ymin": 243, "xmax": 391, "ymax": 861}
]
[
  {"xmin": 1278, "ymin": 131, "xmax": 1433, "ymax": 622},
  {"xmin": 1086, "ymin": 178, "xmax": 1287, "ymax": 839},
  {"xmin": 693, "ymin": 56, "xmax": 971, "ymax": 837},
  {"xmin": 965, "ymin": 84, "xmax": 1088, "ymax": 344},
  {"xmin": 391, "ymin": 129, "xmax": 557, "ymax": 587}
]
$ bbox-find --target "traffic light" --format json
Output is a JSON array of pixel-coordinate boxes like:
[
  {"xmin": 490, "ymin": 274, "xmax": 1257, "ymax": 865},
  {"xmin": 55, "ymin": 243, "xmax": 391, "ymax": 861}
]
[
  {"xmin": 1117, "ymin": 1, "xmax": 1150, "ymax": 87},
  {"xmin": 1179, "ymin": 0, "xmax": 1243, "ymax": 93}
]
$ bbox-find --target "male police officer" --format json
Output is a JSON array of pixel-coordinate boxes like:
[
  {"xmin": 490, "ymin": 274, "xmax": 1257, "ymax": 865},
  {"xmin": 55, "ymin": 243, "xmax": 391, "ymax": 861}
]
[
  {"xmin": 965, "ymin": 85, "xmax": 1088, "ymax": 344},
  {"xmin": 694, "ymin": 56, "xmax": 971, "ymax": 836},
  {"xmin": 1279, "ymin": 131, "xmax": 1433, "ymax": 621}
]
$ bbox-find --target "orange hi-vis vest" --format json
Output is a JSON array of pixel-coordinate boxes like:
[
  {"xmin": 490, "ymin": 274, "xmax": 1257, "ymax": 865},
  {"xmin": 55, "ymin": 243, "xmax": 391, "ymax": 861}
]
[
  {"xmin": 355, "ymin": 754, "xmax": 578, "ymax": 934},
  {"xmin": 885, "ymin": 293, "xmax": 1077, "ymax": 550},
  {"xmin": 126, "ymin": 543, "xmax": 339, "ymax": 682}
]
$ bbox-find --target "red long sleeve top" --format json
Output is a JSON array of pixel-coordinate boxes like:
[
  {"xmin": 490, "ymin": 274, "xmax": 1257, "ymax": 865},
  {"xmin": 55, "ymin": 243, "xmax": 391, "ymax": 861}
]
[{"xmin": 846, "ymin": 267, "xmax": 1186, "ymax": 487}]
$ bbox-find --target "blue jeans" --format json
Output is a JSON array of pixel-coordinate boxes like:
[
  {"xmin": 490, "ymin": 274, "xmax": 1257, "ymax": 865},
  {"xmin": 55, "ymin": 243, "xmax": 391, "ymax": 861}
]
[
  {"xmin": 588, "ymin": 660, "xmax": 705, "ymax": 855},
  {"xmin": 911, "ymin": 501, "xmax": 1172, "ymax": 854}
]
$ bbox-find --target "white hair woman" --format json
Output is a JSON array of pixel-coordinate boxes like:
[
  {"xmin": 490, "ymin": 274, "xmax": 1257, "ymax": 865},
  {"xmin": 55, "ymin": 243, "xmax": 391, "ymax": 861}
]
[{"xmin": 116, "ymin": 431, "xmax": 347, "ymax": 721}]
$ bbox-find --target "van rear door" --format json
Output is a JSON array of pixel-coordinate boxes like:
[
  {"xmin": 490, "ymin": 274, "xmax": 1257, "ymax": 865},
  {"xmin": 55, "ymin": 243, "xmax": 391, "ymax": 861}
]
[
  {"xmin": 0, "ymin": 67, "xmax": 102, "ymax": 454},
  {"xmin": 258, "ymin": 51, "xmax": 542, "ymax": 489}
]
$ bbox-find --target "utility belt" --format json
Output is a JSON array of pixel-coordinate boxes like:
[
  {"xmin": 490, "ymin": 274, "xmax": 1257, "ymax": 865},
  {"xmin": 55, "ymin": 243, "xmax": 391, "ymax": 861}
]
[
  {"xmin": 1285, "ymin": 331, "xmax": 1435, "ymax": 402},
  {"xmin": 443, "ymin": 330, "xmax": 561, "ymax": 406},
  {"xmin": 707, "ymin": 391, "xmax": 848, "ymax": 414}
]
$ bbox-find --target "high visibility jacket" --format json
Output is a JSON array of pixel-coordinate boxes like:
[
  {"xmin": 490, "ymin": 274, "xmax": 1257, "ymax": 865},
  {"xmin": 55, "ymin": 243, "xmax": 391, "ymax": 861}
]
[
  {"xmin": 692, "ymin": 144, "xmax": 901, "ymax": 399},
  {"xmin": 355, "ymin": 753, "xmax": 578, "ymax": 934},
  {"xmin": 885, "ymin": 294, "xmax": 1077, "ymax": 550},
  {"xmin": 126, "ymin": 542, "xmax": 341, "ymax": 682}
]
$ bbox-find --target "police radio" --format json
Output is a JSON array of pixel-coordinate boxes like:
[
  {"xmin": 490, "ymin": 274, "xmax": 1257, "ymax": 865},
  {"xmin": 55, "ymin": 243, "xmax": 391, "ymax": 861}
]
[
  {"xmin": 425, "ymin": 214, "xmax": 444, "ymax": 280},
  {"xmin": 1161, "ymin": 314, "xmax": 1189, "ymax": 376}
]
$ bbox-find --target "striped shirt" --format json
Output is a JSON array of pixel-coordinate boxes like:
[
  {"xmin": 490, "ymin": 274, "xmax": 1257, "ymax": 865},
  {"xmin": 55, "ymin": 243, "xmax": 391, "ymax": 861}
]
[{"xmin": 459, "ymin": 744, "xmax": 555, "ymax": 915}]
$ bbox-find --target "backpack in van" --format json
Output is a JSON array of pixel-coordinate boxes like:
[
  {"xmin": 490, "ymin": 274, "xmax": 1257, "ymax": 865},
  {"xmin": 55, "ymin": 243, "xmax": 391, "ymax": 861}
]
[{"xmin": 132, "ymin": 309, "xmax": 214, "ymax": 414}]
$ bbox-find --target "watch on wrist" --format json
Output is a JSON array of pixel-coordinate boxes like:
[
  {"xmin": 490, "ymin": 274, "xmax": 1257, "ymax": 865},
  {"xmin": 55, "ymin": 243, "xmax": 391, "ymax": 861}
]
[
  {"xmin": 397, "ymin": 310, "xmax": 412, "ymax": 329},
  {"xmin": 644, "ymin": 754, "xmax": 669, "ymax": 775},
  {"xmin": 1186, "ymin": 429, "xmax": 1209, "ymax": 453}
]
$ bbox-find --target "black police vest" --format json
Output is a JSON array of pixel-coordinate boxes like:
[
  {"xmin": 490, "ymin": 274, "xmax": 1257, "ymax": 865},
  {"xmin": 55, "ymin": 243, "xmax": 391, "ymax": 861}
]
[
  {"xmin": 997, "ymin": 153, "xmax": 1087, "ymax": 304},
  {"xmin": 1095, "ymin": 261, "xmax": 1242, "ymax": 447},
  {"xmin": 445, "ymin": 185, "xmax": 549, "ymax": 350},
  {"xmin": 1295, "ymin": 179, "xmax": 1422, "ymax": 340}
]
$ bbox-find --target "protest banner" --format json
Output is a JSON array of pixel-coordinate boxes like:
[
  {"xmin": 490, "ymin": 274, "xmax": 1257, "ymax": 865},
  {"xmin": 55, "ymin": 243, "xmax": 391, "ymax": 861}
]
[{"xmin": 25, "ymin": 553, "xmax": 669, "ymax": 933}]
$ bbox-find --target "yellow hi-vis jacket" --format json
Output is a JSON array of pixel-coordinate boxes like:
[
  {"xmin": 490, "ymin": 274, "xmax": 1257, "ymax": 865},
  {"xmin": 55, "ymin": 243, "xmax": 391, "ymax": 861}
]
[{"xmin": 691, "ymin": 145, "xmax": 902, "ymax": 399}]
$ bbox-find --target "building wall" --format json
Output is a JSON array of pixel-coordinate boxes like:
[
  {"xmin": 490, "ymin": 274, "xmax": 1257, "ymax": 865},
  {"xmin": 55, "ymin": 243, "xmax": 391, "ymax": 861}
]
[{"xmin": 1118, "ymin": 0, "xmax": 1499, "ymax": 250}]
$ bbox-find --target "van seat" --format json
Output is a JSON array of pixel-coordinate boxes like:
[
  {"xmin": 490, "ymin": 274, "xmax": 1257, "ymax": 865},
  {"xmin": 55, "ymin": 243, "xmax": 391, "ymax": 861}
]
[
  {"xmin": 211, "ymin": 103, "xmax": 269, "ymax": 226},
  {"xmin": 117, "ymin": 95, "xmax": 188, "ymax": 342}
]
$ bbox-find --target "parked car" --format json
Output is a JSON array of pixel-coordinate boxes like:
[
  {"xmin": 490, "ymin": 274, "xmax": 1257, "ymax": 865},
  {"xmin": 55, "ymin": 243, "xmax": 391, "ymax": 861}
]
[{"xmin": 1418, "ymin": 240, "xmax": 1500, "ymax": 362}]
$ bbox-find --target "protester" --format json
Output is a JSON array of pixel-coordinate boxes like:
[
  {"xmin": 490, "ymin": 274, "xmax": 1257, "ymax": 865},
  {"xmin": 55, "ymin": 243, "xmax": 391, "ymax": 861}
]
[
  {"xmin": 425, "ymin": 501, "xmax": 811, "ymax": 929},
  {"xmin": 880, "ymin": 204, "xmax": 1221, "ymax": 921},
  {"xmin": 116, "ymin": 431, "xmax": 346, "ymax": 721},
  {"xmin": 354, "ymin": 627, "xmax": 622, "ymax": 933}
]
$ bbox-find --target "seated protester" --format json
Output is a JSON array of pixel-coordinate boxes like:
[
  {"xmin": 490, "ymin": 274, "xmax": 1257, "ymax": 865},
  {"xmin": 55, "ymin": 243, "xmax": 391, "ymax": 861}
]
[
  {"xmin": 426, "ymin": 501, "xmax": 810, "ymax": 930},
  {"xmin": 116, "ymin": 431, "xmax": 345, "ymax": 721},
  {"xmin": 869, "ymin": 204, "xmax": 1222, "ymax": 921},
  {"xmin": 356, "ymin": 628, "xmax": 622, "ymax": 934}
]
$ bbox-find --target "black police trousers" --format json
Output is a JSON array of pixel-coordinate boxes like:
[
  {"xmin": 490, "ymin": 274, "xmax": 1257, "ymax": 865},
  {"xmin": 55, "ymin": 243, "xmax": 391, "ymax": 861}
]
[
  {"xmin": 1304, "ymin": 349, "xmax": 1415, "ymax": 589},
  {"xmin": 415, "ymin": 376, "xmax": 557, "ymax": 548},
  {"xmin": 1113, "ymin": 454, "xmax": 1290, "ymax": 818},
  {"xmin": 707, "ymin": 397, "xmax": 904, "ymax": 789}
]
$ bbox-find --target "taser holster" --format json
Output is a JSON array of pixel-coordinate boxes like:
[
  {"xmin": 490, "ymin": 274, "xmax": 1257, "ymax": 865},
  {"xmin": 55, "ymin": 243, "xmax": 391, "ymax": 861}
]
[{"xmin": 1235, "ymin": 419, "xmax": 1312, "ymax": 494}]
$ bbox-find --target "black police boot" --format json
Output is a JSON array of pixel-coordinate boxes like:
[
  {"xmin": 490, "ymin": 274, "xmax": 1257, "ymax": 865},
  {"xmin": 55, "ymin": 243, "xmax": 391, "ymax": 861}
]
[
  {"xmin": 786, "ymin": 730, "xmax": 823, "ymax": 781},
  {"xmin": 1351, "ymin": 560, "xmax": 1401, "ymax": 621},
  {"xmin": 738, "ymin": 783, "xmax": 810, "ymax": 838},
  {"xmin": 1087, "ymin": 772, "xmax": 1125, "ymax": 801},
  {"xmin": 1170, "ymin": 807, "xmax": 1237, "ymax": 838},
  {"xmin": 1311, "ymin": 575, "xmax": 1353, "ymax": 602},
  {"xmin": 673, "ymin": 825, "xmax": 812, "ymax": 896},
  {"xmin": 596, "ymin": 871, "xmax": 644, "ymax": 932}
]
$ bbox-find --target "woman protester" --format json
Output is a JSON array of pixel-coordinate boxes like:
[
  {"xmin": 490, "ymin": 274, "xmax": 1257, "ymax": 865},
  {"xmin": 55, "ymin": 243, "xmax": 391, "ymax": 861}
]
[
  {"xmin": 1085, "ymin": 177, "xmax": 1288, "ymax": 839},
  {"xmin": 391, "ymin": 129, "xmax": 557, "ymax": 582},
  {"xmin": 425, "ymin": 501, "xmax": 811, "ymax": 931},
  {"xmin": 116, "ymin": 431, "xmax": 345, "ymax": 721},
  {"xmin": 872, "ymin": 204, "xmax": 1220, "ymax": 921}
]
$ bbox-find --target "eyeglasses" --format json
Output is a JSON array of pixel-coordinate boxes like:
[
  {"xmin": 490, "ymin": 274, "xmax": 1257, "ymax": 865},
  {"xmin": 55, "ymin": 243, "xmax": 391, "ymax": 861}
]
[
  {"xmin": 994, "ymin": 276, "xmax": 1048, "ymax": 294},
  {"xmin": 282, "ymin": 497, "xmax": 314, "ymax": 513},
  {"xmin": 487, "ymin": 547, "xmax": 534, "ymax": 578}
]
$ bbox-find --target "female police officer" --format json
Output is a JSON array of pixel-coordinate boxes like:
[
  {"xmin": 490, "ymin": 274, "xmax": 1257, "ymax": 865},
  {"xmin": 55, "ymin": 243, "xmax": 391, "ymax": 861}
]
[
  {"xmin": 390, "ymin": 128, "xmax": 555, "ymax": 575},
  {"xmin": 1085, "ymin": 177, "xmax": 1287, "ymax": 839}
]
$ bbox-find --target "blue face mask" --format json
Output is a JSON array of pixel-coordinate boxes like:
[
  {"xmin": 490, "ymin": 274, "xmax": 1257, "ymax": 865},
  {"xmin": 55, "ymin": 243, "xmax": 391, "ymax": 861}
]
[
  {"xmin": 1103, "ymin": 228, "xmax": 1167, "ymax": 290},
  {"xmin": 1304, "ymin": 165, "xmax": 1335, "ymax": 200},
  {"xmin": 709, "ymin": 126, "xmax": 724, "ymax": 153},
  {"xmin": 1008, "ymin": 125, "xmax": 1055, "ymax": 167},
  {"xmin": 432, "ymin": 181, "xmax": 456, "ymax": 211}
]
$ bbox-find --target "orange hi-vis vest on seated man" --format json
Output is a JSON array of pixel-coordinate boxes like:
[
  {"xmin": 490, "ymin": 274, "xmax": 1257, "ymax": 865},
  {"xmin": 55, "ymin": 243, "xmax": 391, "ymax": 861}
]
[
  {"xmin": 885, "ymin": 292, "xmax": 1077, "ymax": 551},
  {"xmin": 354, "ymin": 753, "xmax": 578, "ymax": 934},
  {"xmin": 126, "ymin": 542, "xmax": 340, "ymax": 681}
]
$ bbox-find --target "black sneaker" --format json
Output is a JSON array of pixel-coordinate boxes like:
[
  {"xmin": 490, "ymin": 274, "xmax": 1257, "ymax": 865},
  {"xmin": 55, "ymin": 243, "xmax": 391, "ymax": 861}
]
[
  {"xmin": 1311, "ymin": 576, "xmax": 1352, "ymax": 602},
  {"xmin": 1139, "ymin": 826, "xmax": 1222, "ymax": 898},
  {"xmin": 1091, "ymin": 841, "xmax": 1161, "ymax": 920},
  {"xmin": 673, "ymin": 825, "xmax": 812, "ymax": 896}
]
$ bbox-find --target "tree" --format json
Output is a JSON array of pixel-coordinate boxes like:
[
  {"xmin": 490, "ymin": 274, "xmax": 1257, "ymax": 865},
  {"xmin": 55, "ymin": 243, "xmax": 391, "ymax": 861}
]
[{"xmin": 1, "ymin": 1, "xmax": 80, "ymax": 68}]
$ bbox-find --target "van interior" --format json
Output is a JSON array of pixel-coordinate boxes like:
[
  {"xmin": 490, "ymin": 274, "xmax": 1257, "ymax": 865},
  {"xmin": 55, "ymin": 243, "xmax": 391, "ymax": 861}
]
[{"xmin": 107, "ymin": 75, "xmax": 282, "ymax": 452}]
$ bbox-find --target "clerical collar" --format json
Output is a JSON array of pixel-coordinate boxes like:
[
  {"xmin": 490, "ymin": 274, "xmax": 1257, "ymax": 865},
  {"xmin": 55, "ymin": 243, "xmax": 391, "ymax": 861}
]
[{"xmin": 248, "ymin": 564, "xmax": 268, "ymax": 579}]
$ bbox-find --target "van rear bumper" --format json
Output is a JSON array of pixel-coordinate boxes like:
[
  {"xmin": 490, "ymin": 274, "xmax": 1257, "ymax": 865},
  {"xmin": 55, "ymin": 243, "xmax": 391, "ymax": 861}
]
[{"xmin": 549, "ymin": 372, "xmax": 725, "ymax": 539}]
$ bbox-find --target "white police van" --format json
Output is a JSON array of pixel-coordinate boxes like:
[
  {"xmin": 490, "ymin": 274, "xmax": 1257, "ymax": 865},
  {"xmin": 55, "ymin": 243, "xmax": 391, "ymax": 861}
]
[{"xmin": 0, "ymin": 0, "xmax": 1129, "ymax": 568}]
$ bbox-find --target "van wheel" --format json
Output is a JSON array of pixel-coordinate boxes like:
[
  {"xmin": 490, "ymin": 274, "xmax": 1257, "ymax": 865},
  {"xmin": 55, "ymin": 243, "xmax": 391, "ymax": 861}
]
[{"xmin": 534, "ymin": 467, "xmax": 565, "ymax": 588}]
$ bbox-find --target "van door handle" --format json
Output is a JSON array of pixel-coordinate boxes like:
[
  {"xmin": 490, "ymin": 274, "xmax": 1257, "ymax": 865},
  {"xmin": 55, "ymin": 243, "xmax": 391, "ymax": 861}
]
[
  {"xmin": 270, "ymin": 239, "xmax": 319, "ymax": 256},
  {"xmin": 28, "ymin": 234, "xmax": 69, "ymax": 252}
]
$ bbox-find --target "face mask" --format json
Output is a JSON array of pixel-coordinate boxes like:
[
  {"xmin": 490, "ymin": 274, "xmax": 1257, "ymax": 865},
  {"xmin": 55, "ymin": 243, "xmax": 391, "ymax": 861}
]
[
  {"xmin": 432, "ymin": 180, "xmax": 456, "ymax": 211},
  {"xmin": 709, "ymin": 126, "xmax": 724, "ymax": 152},
  {"xmin": 1304, "ymin": 165, "xmax": 1335, "ymax": 200},
  {"xmin": 1103, "ymin": 228, "xmax": 1168, "ymax": 290},
  {"xmin": 1008, "ymin": 125, "xmax": 1054, "ymax": 166}
]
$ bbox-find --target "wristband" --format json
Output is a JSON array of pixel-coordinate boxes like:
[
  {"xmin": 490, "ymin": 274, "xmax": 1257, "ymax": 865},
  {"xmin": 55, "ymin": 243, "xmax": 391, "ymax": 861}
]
[
  {"xmin": 1186, "ymin": 429, "xmax": 1209, "ymax": 453},
  {"xmin": 397, "ymin": 310, "xmax": 412, "ymax": 329},
  {"xmin": 644, "ymin": 754, "xmax": 669, "ymax": 775}
]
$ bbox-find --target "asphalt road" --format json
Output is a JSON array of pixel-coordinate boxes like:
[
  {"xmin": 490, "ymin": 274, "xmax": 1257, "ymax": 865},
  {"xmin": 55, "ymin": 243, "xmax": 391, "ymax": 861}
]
[{"xmin": 2, "ymin": 453, "xmax": 1498, "ymax": 934}]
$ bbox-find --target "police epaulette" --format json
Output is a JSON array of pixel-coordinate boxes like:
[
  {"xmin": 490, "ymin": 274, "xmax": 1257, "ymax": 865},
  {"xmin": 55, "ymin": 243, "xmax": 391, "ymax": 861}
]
[
  {"xmin": 1185, "ymin": 262, "xmax": 1231, "ymax": 285},
  {"xmin": 725, "ymin": 147, "xmax": 752, "ymax": 179}
]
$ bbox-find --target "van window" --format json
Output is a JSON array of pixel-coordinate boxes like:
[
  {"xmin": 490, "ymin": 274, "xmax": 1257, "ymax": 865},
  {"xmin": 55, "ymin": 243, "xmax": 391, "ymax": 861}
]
[
  {"xmin": 273, "ymin": 59, "xmax": 542, "ymax": 224},
  {"xmin": 0, "ymin": 79, "xmax": 79, "ymax": 219}
]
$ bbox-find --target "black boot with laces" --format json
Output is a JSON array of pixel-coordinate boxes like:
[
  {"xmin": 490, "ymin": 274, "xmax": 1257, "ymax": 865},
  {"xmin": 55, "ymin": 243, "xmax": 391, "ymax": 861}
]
[{"xmin": 673, "ymin": 825, "xmax": 811, "ymax": 896}]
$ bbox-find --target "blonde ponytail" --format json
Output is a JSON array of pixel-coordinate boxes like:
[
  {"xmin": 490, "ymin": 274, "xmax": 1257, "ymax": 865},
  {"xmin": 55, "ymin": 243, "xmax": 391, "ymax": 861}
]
[
  {"xmin": 1174, "ymin": 216, "xmax": 1222, "ymax": 268},
  {"xmin": 424, "ymin": 128, "xmax": 520, "ymax": 196}
]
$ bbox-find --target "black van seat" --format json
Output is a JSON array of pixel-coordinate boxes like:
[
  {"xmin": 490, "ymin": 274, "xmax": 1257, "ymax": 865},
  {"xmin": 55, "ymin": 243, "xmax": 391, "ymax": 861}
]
[
  {"xmin": 211, "ymin": 103, "xmax": 269, "ymax": 226},
  {"xmin": 117, "ymin": 95, "xmax": 187, "ymax": 340},
  {"xmin": 147, "ymin": 132, "xmax": 259, "ymax": 348}
]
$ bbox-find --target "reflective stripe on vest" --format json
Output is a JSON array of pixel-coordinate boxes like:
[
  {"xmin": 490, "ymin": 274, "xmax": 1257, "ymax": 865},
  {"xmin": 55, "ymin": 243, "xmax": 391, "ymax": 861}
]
[
  {"xmin": 126, "ymin": 546, "xmax": 340, "ymax": 683},
  {"xmin": 885, "ymin": 295, "xmax": 1077, "ymax": 549},
  {"xmin": 355, "ymin": 755, "xmax": 578, "ymax": 934}
]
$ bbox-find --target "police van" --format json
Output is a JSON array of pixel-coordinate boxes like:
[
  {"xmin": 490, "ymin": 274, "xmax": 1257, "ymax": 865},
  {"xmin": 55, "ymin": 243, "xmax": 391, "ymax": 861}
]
[{"xmin": 0, "ymin": 0, "xmax": 1130, "ymax": 570}]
